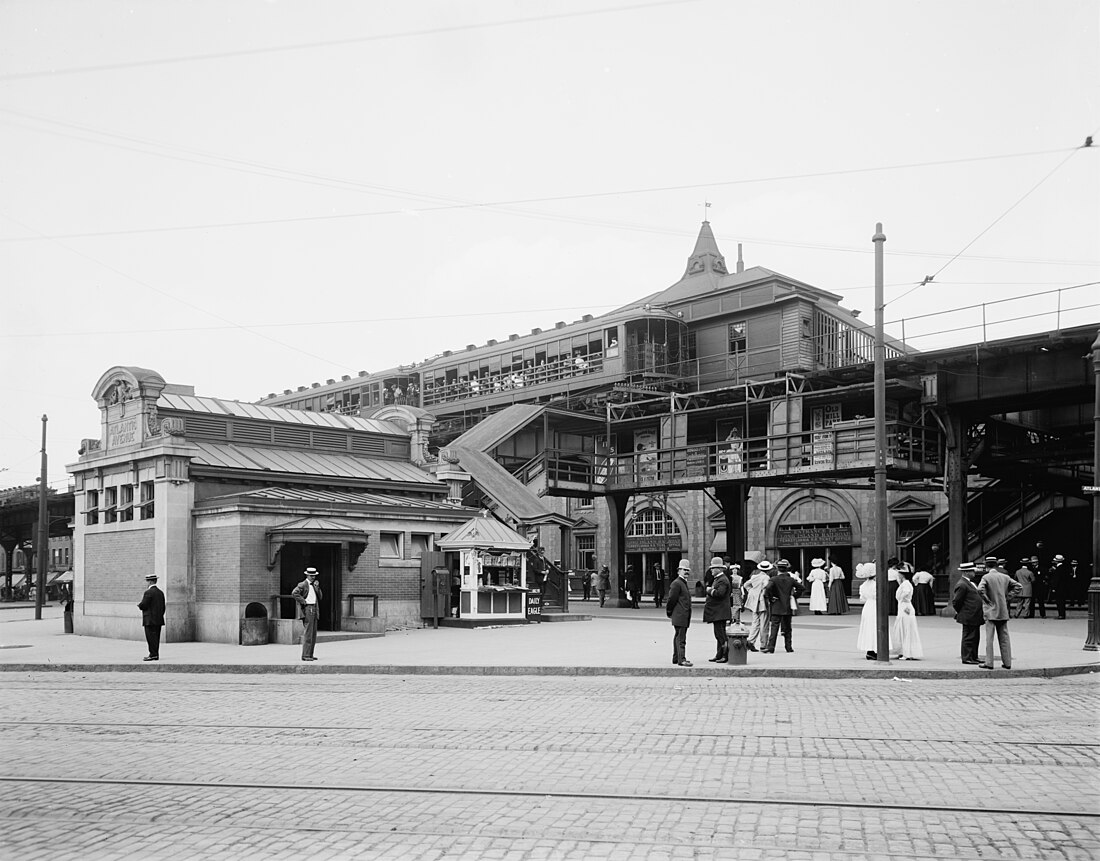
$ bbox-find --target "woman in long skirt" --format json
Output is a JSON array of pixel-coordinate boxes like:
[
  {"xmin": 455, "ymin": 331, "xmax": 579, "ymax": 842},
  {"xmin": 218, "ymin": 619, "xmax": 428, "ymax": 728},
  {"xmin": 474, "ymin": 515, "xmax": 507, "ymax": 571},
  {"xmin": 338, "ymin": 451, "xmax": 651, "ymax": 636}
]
[
  {"xmin": 807, "ymin": 558, "xmax": 828, "ymax": 614},
  {"xmin": 855, "ymin": 563, "xmax": 891, "ymax": 660},
  {"xmin": 911, "ymin": 568, "xmax": 936, "ymax": 615},
  {"xmin": 890, "ymin": 571, "xmax": 924, "ymax": 660},
  {"xmin": 827, "ymin": 560, "xmax": 849, "ymax": 615}
]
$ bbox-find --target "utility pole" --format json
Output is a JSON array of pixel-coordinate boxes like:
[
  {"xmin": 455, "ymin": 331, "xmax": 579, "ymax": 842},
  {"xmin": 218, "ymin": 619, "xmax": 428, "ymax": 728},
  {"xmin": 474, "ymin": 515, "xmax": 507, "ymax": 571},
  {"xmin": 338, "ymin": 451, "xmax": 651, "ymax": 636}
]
[
  {"xmin": 873, "ymin": 225, "xmax": 890, "ymax": 663},
  {"xmin": 35, "ymin": 415, "xmax": 48, "ymax": 621}
]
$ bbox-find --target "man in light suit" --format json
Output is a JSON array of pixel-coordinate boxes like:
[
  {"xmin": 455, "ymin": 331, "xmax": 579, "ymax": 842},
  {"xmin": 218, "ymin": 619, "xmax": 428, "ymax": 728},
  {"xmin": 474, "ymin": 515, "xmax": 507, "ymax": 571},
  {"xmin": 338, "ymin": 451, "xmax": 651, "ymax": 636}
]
[
  {"xmin": 742, "ymin": 562, "xmax": 772, "ymax": 653},
  {"xmin": 979, "ymin": 563, "xmax": 1023, "ymax": 670},
  {"xmin": 291, "ymin": 567, "xmax": 322, "ymax": 662}
]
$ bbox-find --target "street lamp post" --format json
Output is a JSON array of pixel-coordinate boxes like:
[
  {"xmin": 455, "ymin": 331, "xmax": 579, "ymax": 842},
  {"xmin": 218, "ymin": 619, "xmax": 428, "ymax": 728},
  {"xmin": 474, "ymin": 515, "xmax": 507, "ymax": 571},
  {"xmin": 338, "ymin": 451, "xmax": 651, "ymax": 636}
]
[
  {"xmin": 1084, "ymin": 330, "xmax": 1100, "ymax": 651},
  {"xmin": 35, "ymin": 415, "xmax": 48, "ymax": 621}
]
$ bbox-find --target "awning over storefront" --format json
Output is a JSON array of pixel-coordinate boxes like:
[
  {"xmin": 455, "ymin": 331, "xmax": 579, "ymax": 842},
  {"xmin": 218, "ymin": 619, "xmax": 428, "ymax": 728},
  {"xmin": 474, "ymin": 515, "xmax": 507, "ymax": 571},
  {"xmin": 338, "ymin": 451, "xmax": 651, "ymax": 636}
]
[
  {"xmin": 710, "ymin": 530, "xmax": 726, "ymax": 553},
  {"xmin": 267, "ymin": 517, "xmax": 369, "ymax": 571}
]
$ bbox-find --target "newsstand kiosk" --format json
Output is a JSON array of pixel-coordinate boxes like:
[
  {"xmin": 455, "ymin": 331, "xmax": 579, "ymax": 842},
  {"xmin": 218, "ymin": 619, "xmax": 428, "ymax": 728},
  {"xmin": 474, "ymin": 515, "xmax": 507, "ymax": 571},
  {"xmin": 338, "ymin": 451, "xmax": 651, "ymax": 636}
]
[{"xmin": 438, "ymin": 512, "xmax": 533, "ymax": 625}]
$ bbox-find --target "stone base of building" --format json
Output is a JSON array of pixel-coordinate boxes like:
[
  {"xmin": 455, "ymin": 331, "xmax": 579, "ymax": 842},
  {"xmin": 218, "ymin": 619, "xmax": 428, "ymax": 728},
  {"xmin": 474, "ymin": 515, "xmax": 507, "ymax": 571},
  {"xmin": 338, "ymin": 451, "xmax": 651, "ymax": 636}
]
[{"xmin": 75, "ymin": 602, "xmax": 194, "ymax": 642}]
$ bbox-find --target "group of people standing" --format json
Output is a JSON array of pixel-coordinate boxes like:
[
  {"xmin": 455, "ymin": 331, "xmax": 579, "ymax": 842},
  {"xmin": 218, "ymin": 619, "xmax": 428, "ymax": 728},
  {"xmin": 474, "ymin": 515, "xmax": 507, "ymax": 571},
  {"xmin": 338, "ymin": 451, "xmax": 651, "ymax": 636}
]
[{"xmin": 668, "ymin": 554, "xmax": 856, "ymax": 666}]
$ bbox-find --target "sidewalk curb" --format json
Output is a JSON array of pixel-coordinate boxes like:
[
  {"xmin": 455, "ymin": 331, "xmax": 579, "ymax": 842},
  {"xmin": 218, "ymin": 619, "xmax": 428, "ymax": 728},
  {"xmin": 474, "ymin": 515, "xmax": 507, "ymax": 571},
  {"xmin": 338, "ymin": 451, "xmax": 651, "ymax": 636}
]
[{"xmin": 0, "ymin": 662, "xmax": 1096, "ymax": 680}]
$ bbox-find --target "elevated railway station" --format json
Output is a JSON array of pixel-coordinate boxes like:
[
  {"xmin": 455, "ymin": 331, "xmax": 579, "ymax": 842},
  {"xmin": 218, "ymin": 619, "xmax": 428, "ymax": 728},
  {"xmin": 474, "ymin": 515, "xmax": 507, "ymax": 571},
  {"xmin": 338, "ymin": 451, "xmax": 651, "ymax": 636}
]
[{"xmin": 256, "ymin": 222, "xmax": 1096, "ymax": 602}]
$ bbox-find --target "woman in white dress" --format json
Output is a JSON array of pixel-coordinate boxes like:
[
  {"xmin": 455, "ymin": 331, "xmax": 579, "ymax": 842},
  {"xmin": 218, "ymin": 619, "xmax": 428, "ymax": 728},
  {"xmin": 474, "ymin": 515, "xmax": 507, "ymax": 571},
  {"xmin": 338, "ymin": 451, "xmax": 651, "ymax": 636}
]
[
  {"xmin": 891, "ymin": 570, "xmax": 923, "ymax": 660},
  {"xmin": 807, "ymin": 558, "xmax": 828, "ymax": 614},
  {"xmin": 856, "ymin": 563, "xmax": 892, "ymax": 660}
]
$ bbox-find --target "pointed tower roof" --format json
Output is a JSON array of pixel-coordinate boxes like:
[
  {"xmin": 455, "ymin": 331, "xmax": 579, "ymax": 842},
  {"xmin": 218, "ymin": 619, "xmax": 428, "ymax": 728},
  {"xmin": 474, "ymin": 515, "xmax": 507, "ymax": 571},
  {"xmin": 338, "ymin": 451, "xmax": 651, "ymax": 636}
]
[{"xmin": 682, "ymin": 220, "xmax": 728, "ymax": 280}]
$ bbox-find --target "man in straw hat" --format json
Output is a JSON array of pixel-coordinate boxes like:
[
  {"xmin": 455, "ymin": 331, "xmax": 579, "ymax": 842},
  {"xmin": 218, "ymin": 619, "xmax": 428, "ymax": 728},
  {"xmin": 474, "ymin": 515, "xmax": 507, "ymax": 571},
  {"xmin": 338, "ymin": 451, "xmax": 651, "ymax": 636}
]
[
  {"xmin": 762, "ymin": 559, "xmax": 803, "ymax": 653},
  {"xmin": 291, "ymin": 567, "xmax": 323, "ymax": 662},
  {"xmin": 702, "ymin": 557, "xmax": 732, "ymax": 663},
  {"xmin": 951, "ymin": 563, "xmax": 984, "ymax": 665},
  {"xmin": 743, "ymin": 561, "xmax": 772, "ymax": 652},
  {"xmin": 666, "ymin": 559, "xmax": 694, "ymax": 667}
]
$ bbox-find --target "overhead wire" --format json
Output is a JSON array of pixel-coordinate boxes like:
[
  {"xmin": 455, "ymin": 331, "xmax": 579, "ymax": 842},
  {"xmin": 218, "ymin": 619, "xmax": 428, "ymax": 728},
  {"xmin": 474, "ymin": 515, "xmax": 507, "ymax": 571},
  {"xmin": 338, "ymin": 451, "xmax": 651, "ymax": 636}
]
[
  {"xmin": 0, "ymin": 212, "xmax": 355, "ymax": 370},
  {"xmin": 0, "ymin": 0, "xmax": 704, "ymax": 83},
  {"xmin": 0, "ymin": 112, "xmax": 1092, "ymax": 268},
  {"xmin": 887, "ymin": 135, "xmax": 1098, "ymax": 307}
]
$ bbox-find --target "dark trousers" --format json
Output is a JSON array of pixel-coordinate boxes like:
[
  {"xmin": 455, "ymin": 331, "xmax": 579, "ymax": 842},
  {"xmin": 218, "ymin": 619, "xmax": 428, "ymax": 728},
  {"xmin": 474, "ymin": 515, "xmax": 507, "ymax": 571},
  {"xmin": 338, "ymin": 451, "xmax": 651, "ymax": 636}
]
[
  {"xmin": 672, "ymin": 625, "xmax": 688, "ymax": 664},
  {"xmin": 765, "ymin": 614, "xmax": 792, "ymax": 651},
  {"xmin": 144, "ymin": 625, "xmax": 162, "ymax": 658},
  {"xmin": 300, "ymin": 606, "xmax": 318, "ymax": 659},
  {"xmin": 654, "ymin": 581, "xmax": 665, "ymax": 607},
  {"xmin": 712, "ymin": 621, "xmax": 727, "ymax": 656},
  {"xmin": 582, "ymin": 582, "xmax": 591, "ymax": 601},
  {"xmin": 598, "ymin": 589, "xmax": 607, "ymax": 607},
  {"xmin": 1053, "ymin": 590, "xmax": 1067, "ymax": 619},
  {"xmin": 1031, "ymin": 586, "xmax": 1048, "ymax": 618},
  {"xmin": 960, "ymin": 623, "xmax": 981, "ymax": 662}
]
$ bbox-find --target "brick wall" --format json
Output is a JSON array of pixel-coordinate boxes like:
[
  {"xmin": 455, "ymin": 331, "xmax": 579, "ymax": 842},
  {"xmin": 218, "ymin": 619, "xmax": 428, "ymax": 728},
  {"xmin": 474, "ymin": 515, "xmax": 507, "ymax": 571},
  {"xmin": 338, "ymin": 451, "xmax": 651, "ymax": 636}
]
[
  {"xmin": 85, "ymin": 530, "xmax": 155, "ymax": 600},
  {"xmin": 193, "ymin": 520, "xmax": 242, "ymax": 605}
]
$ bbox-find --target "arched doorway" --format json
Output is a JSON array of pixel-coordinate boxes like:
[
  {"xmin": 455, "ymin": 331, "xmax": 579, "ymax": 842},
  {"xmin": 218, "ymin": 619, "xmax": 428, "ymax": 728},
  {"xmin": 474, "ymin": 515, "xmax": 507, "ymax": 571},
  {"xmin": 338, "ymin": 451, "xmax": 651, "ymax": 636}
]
[{"xmin": 770, "ymin": 492, "xmax": 861, "ymax": 596}]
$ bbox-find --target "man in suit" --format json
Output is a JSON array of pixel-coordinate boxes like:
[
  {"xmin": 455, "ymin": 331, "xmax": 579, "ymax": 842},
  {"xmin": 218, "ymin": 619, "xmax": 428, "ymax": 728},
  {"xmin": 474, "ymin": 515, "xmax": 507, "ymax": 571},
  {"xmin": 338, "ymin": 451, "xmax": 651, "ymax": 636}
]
[
  {"xmin": 702, "ymin": 557, "xmax": 732, "ymax": 663},
  {"xmin": 742, "ymin": 561, "xmax": 771, "ymax": 653},
  {"xmin": 978, "ymin": 562, "xmax": 1023, "ymax": 669},
  {"xmin": 1013, "ymin": 559, "xmax": 1034, "ymax": 618},
  {"xmin": 1049, "ymin": 554, "xmax": 1072, "ymax": 619},
  {"xmin": 666, "ymin": 559, "xmax": 693, "ymax": 667},
  {"xmin": 652, "ymin": 562, "xmax": 665, "ymax": 608},
  {"xmin": 762, "ymin": 558, "xmax": 803, "ymax": 654},
  {"xmin": 291, "ymin": 567, "xmax": 322, "ymax": 662},
  {"xmin": 1030, "ymin": 556, "xmax": 1048, "ymax": 618},
  {"xmin": 137, "ymin": 573, "xmax": 165, "ymax": 662},
  {"xmin": 951, "ymin": 562, "xmax": 984, "ymax": 665}
]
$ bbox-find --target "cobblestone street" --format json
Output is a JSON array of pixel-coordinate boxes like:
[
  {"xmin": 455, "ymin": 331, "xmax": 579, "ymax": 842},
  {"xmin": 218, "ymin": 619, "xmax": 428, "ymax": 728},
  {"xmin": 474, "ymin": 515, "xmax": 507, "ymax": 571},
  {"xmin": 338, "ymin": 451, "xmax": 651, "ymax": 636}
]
[{"xmin": 0, "ymin": 671, "xmax": 1097, "ymax": 859}]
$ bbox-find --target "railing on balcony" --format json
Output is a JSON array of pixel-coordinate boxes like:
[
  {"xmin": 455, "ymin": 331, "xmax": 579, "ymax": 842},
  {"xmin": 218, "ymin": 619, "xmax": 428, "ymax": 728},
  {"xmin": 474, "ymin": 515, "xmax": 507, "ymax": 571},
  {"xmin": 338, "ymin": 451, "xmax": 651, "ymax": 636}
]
[{"xmin": 536, "ymin": 420, "xmax": 943, "ymax": 494}]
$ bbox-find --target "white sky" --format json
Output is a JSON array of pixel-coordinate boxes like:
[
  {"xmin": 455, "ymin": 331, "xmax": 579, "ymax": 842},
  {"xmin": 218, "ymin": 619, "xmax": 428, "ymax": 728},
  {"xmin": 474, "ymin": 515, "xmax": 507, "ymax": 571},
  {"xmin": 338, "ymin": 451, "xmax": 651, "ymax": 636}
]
[{"xmin": 1, "ymin": 0, "xmax": 1097, "ymax": 491}]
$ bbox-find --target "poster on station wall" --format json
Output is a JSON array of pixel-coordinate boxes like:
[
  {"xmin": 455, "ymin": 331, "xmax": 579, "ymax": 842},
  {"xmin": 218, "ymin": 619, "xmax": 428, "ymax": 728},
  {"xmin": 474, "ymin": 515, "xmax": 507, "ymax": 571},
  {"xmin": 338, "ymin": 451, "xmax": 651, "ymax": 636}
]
[
  {"xmin": 634, "ymin": 429, "xmax": 658, "ymax": 480},
  {"xmin": 716, "ymin": 418, "xmax": 745, "ymax": 475}
]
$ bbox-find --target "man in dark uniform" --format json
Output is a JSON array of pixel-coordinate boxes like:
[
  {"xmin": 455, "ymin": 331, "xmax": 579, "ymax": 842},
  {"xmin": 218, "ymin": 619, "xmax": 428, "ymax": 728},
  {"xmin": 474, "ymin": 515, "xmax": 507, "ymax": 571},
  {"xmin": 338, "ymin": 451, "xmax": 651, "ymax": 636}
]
[
  {"xmin": 1049, "ymin": 554, "xmax": 1072, "ymax": 619},
  {"xmin": 1030, "ymin": 556, "xmax": 1048, "ymax": 618},
  {"xmin": 652, "ymin": 562, "xmax": 665, "ymax": 607},
  {"xmin": 291, "ymin": 567, "xmax": 322, "ymax": 661},
  {"xmin": 137, "ymin": 573, "xmax": 165, "ymax": 662}
]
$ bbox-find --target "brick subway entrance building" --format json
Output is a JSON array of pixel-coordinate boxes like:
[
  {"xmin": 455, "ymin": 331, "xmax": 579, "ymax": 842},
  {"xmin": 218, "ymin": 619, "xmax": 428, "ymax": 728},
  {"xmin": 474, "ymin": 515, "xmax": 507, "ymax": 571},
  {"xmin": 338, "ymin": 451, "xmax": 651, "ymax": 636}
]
[{"xmin": 68, "ymin": 366, "xmax": 476, "ymax": 644}]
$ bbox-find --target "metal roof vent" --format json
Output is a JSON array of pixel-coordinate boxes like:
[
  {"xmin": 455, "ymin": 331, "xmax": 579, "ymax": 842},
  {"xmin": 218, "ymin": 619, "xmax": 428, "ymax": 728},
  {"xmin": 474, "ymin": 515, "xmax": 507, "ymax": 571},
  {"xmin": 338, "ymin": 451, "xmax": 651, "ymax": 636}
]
[
  {"xmin": 508, "ymin": 334, "xmax": 519, "ymax": 341},
  {"xmin": 555, "ymin": 321, "xmax": 566, "ymax": 329}
]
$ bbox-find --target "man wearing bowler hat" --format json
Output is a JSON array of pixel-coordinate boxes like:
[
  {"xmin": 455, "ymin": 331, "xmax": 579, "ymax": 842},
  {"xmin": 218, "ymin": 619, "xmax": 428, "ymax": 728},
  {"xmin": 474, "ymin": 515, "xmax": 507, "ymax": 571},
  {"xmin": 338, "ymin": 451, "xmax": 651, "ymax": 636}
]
[
  {"xmin": 291, "ymin": 567, "xmax": 323, "ymax": 661},
  {"xmin": 137, "ymin": 573, "xmax": 165, "ymax": 662}
]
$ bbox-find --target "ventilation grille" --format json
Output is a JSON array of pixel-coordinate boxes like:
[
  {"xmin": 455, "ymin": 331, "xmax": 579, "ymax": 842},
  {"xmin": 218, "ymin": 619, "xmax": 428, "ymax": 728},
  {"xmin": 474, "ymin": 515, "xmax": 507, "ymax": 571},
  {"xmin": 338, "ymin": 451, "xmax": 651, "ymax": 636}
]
[
  {"xmin": 351, "ymin": 436, "xmax": 385, "ymax": 455},
  {"xmin": 231, "ymin": 421, "xmax": 273, "ymax": 445},
  {"xmin": 184, "ymin": 415, "xmax": 229, "ymax": 440},
  {"xmin": 312, "ymin": 430, "xmax": 347, "ymax": 451},
  {"xmin": 387, "ymin": 440, "xmax": 411, "ymax": 457},
  {"xmin": 273, "ymin": 426, "xmax": 310, "ymax": 446}
]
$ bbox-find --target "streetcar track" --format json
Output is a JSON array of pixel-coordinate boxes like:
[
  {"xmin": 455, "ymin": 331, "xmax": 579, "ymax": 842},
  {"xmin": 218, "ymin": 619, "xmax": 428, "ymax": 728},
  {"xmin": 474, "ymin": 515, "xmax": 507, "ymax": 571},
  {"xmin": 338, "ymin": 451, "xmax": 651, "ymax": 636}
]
[
  {"xmin": 0, "ymin": 812, "xmax": 1083, "ymax": 861},
  {"xmin": 0, "ymin": 718, "xmax": 1094, "ymax": 748},
  {"xmin": 3, "ymin": 774, "xmax": 1097, "ymax": 819}
]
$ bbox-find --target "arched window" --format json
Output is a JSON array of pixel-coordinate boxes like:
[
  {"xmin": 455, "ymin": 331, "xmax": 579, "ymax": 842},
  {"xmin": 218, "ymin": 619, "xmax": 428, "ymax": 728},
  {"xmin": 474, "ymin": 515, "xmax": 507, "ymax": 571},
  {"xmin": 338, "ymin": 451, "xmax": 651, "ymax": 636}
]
[{"xmin": 627, "ymin": 507, "xmax": 681, "ymax": 538}]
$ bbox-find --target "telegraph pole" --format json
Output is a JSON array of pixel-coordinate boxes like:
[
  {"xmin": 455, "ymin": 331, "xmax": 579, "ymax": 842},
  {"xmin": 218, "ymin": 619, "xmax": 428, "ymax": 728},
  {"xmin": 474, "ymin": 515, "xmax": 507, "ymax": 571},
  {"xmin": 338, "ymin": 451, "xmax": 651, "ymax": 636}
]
[
  {"xmin": 35, "ymin": 415, "xmax": 48, "ymax": 621},
  {"xmin": 873, "ymin": 225, "xmax": 890, "ymax": 662}
]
